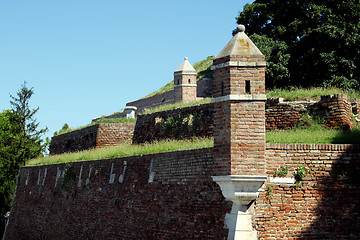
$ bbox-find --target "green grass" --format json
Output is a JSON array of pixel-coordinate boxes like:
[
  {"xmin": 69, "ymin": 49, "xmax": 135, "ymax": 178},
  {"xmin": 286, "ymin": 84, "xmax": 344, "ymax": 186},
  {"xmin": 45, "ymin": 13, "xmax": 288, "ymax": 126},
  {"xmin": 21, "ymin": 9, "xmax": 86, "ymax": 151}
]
[
  {"xmin": 143, "ymin": 98, "xmax": 211, "ymax": 114},
  {"xmin": 144, "ymin": 81, "xmax": 174, "ymax": 98},
  {"xmin": 55, "ymin": 118, "xmax": 137, "ymax": 136},
  {"xmin": 267, "ymin": 117, "xmax": 360, "ymax": 144},
  {"xmin": 28, "ymin": 137, "xmax": 213, "ymax": 166},
  {"xmin": 267, "ymin": 87, "xmax": 360, "ymax": 101},
  {"xmin": 192, "ymin": 56, "xmax": 216, "ymax": 81}
]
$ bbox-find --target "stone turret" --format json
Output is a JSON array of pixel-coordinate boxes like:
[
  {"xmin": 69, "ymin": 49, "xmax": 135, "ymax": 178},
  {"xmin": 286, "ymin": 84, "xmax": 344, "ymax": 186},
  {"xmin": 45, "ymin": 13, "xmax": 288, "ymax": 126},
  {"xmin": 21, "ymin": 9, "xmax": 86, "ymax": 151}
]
[
  {"xmin": 211, "ymin": 25, "xmax": 267, "ymax": 240},
  {"xmin": 174, "ymin": 57, "xmax": 197, "ymax": 103}
]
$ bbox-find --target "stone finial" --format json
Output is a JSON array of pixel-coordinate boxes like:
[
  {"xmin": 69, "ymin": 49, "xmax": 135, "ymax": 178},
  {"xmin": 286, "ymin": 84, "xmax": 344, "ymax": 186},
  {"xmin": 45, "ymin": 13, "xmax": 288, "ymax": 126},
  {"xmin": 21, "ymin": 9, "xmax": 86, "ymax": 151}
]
[
  {"xmin": 214, "ymin": 24, "xmax": 264, "ymax": 59},
  {"xmin": 174, "ymin": 57, "xmax": 196, "ymax": 73},
  {"xmin": 236, "ymin": 24, "xmax": 245, "ymax": 33}
]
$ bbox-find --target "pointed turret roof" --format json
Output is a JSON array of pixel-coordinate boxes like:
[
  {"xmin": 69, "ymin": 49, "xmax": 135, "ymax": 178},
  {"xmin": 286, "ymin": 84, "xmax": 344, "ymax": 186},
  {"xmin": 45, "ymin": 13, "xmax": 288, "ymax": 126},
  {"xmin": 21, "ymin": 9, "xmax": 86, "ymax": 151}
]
[
  {"xmin": 216, "ymin": 25, "xmax": 264, "ymax": 59},
  {"xmin": 174, "ymin": 57, "xmax": 196, "ymax": 74}
]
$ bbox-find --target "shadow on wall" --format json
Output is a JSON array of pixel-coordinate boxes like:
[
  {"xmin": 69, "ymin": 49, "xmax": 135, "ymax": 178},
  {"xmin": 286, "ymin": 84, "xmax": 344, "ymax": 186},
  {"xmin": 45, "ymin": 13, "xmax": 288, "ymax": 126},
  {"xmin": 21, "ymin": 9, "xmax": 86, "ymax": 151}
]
[
  {"xmin": 331, "ymin": 128, "xmax": 360, "ymax": 144},
  {"xmin": 300, "ymin": 139, "xmax": 360, "ymax": 238}
]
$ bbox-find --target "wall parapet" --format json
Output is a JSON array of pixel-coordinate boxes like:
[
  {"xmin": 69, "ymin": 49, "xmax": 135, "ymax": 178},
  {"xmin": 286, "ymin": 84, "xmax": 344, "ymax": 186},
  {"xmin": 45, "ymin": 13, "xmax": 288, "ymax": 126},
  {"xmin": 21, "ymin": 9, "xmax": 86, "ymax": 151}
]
[
  {"xmin": 133, "ymin": 103, "xmax": 213, "ymax": 144},
  {"xmin": 50, "ymin": 122, "xmax": 135, "ymax": 155}
]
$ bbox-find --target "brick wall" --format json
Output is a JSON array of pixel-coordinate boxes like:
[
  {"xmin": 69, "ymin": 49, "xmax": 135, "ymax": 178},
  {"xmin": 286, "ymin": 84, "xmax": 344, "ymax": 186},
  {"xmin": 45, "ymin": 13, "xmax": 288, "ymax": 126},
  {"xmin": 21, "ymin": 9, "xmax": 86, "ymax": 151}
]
[
  {"xmin": 351, "ymin": 98, "xmax": 360, "ymax": 115},
  {"xmin": 197, "ymin": 78, "xmax": 213, "ymax": 98},
  {"xmin": 133, "ymin": 103, "xmax": 213, "ymax": 144},
  {"xmin": 5, "ymin": 148, "xmax": 231, "ymax": 240},
  {"xmin": 257, "ymin": 143, "xmax": 360, "ymax": 239},
  {"xmin": 266, "ymin": 98, "xmax": 305, "ymax": 130},
  {"xmin": 49, "ymin": 123, "xmax": 135, "ymax": 155},
  {"xmin": 6, "ymin": 143, "xmax": 360, "ymax": 239},
  {"xmin": 49, "ymin": 124, "xmax": 98, "ymax": 154},
  {"xmin": 96, "ymin": 123, "xmax": 135, "ymax": 147},
  {"xmin": 318, "ymin": 94, "xmax": 354, "ymax": 129}
]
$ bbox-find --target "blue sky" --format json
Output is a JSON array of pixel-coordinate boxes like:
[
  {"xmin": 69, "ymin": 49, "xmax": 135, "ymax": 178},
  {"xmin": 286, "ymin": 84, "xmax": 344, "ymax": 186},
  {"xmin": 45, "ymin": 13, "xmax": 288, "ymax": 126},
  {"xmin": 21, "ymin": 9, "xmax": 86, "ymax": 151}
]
[{"xmin": 0, "ymin": 0, "xmax": 253, "ymax": 143}]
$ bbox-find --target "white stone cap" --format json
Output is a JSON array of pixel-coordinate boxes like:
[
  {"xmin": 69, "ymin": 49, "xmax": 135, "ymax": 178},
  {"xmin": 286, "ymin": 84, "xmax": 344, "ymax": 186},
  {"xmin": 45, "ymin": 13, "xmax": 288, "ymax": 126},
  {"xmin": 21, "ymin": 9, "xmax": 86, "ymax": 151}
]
[
  {"xmin": 174, "ymin": 83, "xmax": 197, "ymax": 87},
  {"xmin": 174, "ymin": 57, "xmax": 197, "ymax": 74},
  {"xmin": 124, "ymin": 106, "xmax": 137, "ymax": 110},
  {"xmin": 211, "ymin": 60, "xmax": 266, "ymax": 70},
  {"xmin": 212, "ymin": 94, "xmax": 267, "ymax": 103},
  {"xmin": 216, "ymin": 24, "xmax": 265, "ymax": 59},
  {"xmin": 269, "ymin": 177, "xmax": 295, "ymax": 184}
]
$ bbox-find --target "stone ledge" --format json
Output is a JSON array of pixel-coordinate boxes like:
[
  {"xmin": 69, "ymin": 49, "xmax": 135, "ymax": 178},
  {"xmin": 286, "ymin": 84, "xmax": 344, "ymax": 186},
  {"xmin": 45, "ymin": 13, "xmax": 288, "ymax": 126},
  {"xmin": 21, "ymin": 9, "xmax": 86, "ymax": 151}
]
[
  {"xmin": 212, "ymin": 94, "xmax": 267, "ymax": 103},
  {"xmin": 211, "ymin": 60, "xmax": 266, "ymax": 70}
]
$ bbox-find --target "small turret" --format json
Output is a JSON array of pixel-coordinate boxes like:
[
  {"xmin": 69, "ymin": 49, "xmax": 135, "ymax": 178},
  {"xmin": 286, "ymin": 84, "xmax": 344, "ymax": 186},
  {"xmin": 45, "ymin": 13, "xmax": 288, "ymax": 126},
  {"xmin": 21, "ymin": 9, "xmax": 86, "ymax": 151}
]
[{"xmin": 174, "ymin": 57, "xmax": 197, "ymax": 103}]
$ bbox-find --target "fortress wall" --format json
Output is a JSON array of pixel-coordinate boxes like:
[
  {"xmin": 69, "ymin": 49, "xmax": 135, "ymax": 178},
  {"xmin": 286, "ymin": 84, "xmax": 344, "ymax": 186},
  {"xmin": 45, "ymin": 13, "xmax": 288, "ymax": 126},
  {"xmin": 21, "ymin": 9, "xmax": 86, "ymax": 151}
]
[
  {"xmin": 49, "ymin": 124, "xmax": 98, "ymax": 154},
  {"xmin": 196, "ymin": 78, "xmax": 213, "ymax": 98},
  {"xmin": 257, "ymin": 143, "xmax": 360, "ymax": 239},
  {"xmin": 5, "ymin": 148, "xmax": 231, "ymax": 240},
  {"xmin": 49, "ymin": 123, "xmax": 135, "ymax": 155},
  {"xmin": 50, "ymin": 95, "xmax": 358, "ymax": 154},
  {"xmin": 125, "ymin": 90, "xmax": 175, "ymax": 113},
  {"xmin": 133, "ymin": 103, "xmax": 213, "ymax": 144},
  {"xmin": 6, "ymin": 144, "xmax": 360, "ymax": 239}
]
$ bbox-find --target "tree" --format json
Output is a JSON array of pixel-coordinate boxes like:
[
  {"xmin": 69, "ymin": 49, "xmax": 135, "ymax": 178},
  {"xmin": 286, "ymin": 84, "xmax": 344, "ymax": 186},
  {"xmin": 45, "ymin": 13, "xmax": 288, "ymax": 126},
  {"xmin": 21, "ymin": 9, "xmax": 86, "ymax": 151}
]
[
  {"xmin": 0, "ymin": 82, "xmax": 47, "ymax": 235},
  {"xmin": 9, "ymin": 82, "xmax": 48, "ymax": 160},
  {"xmin": 236, "ymin": 0, "xmax": 360, "ymax": 90}
]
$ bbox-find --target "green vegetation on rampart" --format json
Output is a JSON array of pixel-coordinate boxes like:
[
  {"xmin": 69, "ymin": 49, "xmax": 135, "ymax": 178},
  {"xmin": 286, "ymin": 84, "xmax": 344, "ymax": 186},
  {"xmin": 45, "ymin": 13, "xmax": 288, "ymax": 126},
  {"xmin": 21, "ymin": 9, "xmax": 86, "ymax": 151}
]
[
  {"xmin": 267, "ymin": 119, "xmax": 360, "ymax": 144},
  {"xmin": 27, "ymin": 137, "xmax": 213, "ymax": 166},
  {"xmin": 267, "ymin": 87, "xmax": 360, "ymax": 101},
  {"xmin": 143, "ymin": 98, "xmax": 211, "ymax": 114}
]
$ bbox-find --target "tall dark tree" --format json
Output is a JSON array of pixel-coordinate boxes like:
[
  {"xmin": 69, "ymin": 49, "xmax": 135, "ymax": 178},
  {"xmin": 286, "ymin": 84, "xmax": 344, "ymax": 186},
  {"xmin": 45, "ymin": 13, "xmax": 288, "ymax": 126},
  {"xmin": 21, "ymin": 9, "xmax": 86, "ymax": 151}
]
[
  {"xmin": 236, "ymin": 0, "xmax": 360, "ymax": 90},
  {"xmin": 9, "ymin": 82, "xmax": 48, "ymax": 160},
  {"xmin": 0, "ymin": 82, "xmax": 47, "ymax": 235}
]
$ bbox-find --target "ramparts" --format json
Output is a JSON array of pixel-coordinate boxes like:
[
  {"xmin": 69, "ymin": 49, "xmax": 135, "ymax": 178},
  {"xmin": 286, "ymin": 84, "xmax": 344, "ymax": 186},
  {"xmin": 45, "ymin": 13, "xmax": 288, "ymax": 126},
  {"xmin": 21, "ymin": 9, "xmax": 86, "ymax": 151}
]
[
  {"xmin": 5, "ymin": 148, "xmax": 230, "ymax": 239},
  {"xmin": 5, "ymin": 144, "xmax": 360, "ymax": 239},
  {"xmin": 51, "ymin": 94, "xmax": 360, "ymax": 154}
]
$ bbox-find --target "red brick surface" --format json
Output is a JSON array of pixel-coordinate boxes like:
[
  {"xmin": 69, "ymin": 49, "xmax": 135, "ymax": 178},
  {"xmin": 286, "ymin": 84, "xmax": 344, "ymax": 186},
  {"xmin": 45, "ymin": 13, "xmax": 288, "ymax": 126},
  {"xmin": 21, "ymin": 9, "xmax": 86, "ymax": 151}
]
[
  {"xmin": 257, "ymin": 143, "xmax": 360, "ymax": 239},
  {"xmin": 266, "ymin": 99, "xmax": 304, "ymax": 130},
  {"xmin": 6, "ymin": 148, "xmax": 231, "ymax": 240},
  {"xmin": 174, "ymin": 73, "xmax": 197, "ymax": 103},
  {"xmin": 7, "ymin": 144, "xmax": 360, "ymax": 239},
  {"xmin": 133, "ymin": 103, "xmax": 213, "ymax": 144},
  {"xmin": 320, "ymin": 94, "xmax": 354, "ymax": 130},
  {"xmin": 50, "ymin": 123, "xmax": 135, "ymax": 155}
]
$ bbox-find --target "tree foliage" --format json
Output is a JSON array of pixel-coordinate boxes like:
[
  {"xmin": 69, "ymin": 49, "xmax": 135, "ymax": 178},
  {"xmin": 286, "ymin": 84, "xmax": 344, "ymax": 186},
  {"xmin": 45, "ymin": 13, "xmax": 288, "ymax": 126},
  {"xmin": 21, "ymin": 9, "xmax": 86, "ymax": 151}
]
[
  {"xmin": 236, "ymin": 0, "xmax": 360, "ymax": 90},
  {"xmin": 0, "ymin": 82, "xmax": 47, "ymax": 235}
]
